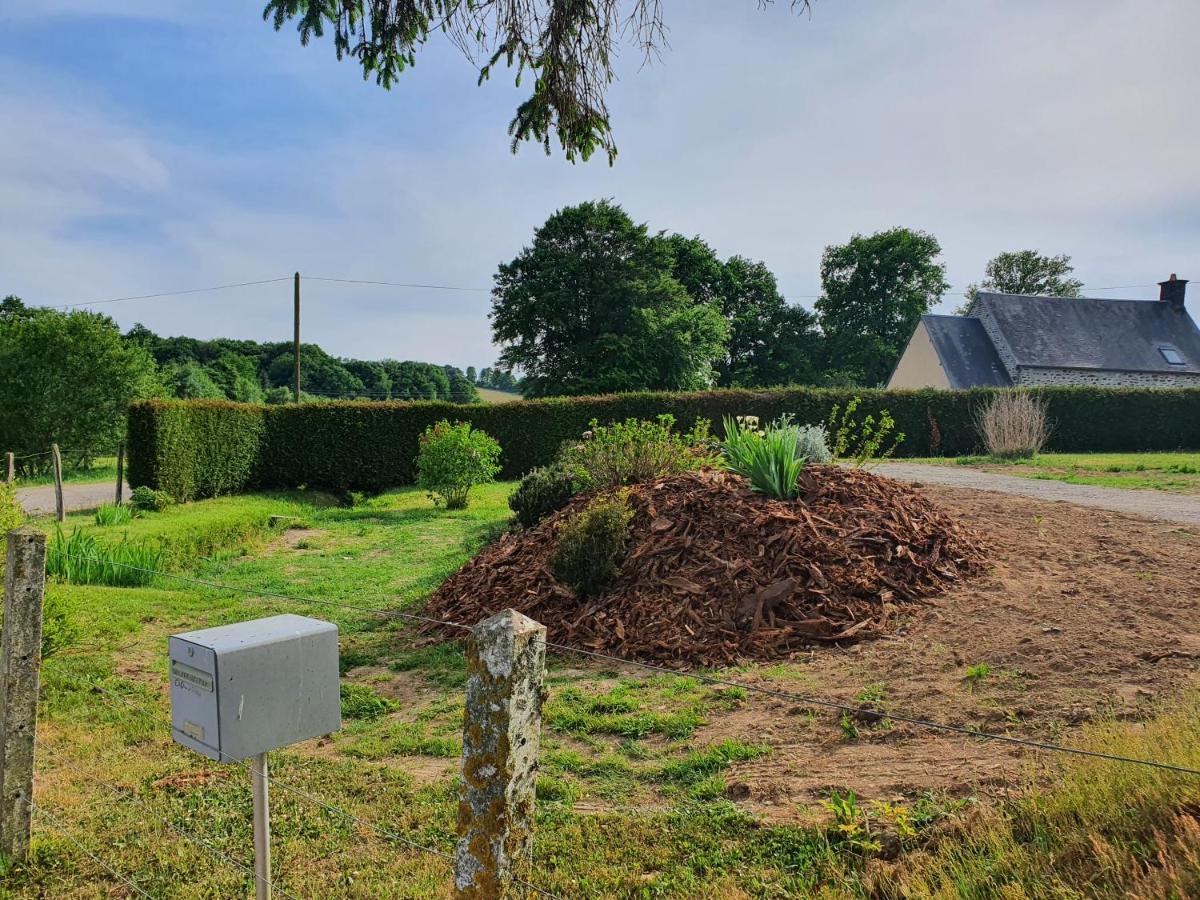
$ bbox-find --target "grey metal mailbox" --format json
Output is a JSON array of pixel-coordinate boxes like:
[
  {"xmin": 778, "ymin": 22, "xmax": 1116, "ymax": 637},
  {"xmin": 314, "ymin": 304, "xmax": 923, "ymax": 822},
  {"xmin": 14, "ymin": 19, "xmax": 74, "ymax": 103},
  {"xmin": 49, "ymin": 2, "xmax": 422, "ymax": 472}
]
[{"xmin": 169, "ymin": 614, "xmax": 341, "ymax": 762}]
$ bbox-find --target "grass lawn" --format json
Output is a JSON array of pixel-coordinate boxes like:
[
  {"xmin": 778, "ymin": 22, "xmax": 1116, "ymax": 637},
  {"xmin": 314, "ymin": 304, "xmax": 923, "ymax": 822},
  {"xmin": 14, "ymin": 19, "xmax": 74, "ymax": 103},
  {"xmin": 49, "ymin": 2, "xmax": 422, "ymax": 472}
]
[
  {"xmin": 9, "ymin": 483, "xmax": 1200, "ymax": 897},
  {"xmin": 908, "ymin": 451, "xmax": 1200, "ymax": 493}
]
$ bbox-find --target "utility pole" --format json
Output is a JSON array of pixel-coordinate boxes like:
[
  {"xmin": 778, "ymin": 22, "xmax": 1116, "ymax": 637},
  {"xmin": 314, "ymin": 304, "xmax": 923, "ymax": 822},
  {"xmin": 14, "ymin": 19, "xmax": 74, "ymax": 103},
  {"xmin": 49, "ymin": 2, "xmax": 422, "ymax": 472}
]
[{"xmin": 293, "ymin": 272, "xmax": 301, "ymax": 403}]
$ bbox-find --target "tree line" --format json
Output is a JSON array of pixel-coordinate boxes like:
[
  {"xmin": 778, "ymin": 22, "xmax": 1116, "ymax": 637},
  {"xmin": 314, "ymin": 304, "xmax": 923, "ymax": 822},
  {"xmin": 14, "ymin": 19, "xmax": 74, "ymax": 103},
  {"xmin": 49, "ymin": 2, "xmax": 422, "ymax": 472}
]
[
  {"xmin": 0, "ymin": 295, "xmax": 498, "ymax": 469},
  {"xmin": 491, "ymin": 200, "xmax": 1086, "ymax": 396}
]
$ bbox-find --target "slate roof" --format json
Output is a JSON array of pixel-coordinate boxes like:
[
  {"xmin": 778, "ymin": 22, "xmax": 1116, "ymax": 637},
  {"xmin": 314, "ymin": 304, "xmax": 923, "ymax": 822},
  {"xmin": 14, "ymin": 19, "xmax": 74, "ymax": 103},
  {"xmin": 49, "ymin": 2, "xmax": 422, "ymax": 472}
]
[
  {"xmin": 921, "ymin": 315, "xmax": 1013, "ymax": 388},
  {"xmin": 974, "ymin": 292, "xmax": 1200, "ymax": 374}
]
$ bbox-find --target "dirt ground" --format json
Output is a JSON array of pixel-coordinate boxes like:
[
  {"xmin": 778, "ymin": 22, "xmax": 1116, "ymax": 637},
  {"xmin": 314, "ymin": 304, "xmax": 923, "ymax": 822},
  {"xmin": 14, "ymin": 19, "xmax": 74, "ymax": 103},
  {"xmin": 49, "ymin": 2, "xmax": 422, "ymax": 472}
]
[{"xmin": 714, "ymin": 483, "xmax": 1200, "ymax": 821}]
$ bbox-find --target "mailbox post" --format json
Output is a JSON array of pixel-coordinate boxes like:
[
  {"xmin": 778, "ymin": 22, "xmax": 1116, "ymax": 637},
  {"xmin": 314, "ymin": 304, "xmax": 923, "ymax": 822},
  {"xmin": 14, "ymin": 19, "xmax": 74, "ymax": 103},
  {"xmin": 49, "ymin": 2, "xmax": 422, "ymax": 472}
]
[{"xmin": 169, "ymin": 614, "xmax": 341, "ymax": 900}]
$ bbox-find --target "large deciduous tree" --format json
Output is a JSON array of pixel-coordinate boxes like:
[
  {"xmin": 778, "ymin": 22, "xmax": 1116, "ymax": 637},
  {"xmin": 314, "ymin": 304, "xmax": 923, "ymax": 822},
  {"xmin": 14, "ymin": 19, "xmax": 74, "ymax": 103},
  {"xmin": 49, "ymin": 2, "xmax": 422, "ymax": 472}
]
[
  {"xmin": 491, "ymin": 201, "xmax": 728, "ymax": 397},
  {"xmin": 263, "ymin": 1, "xmax": 812, "ymax": 163},
  {"xmin": 959, "ymin": 250, "xmax": 1084, "ymax": 312},
  {"xmin": 0, "ymin": 306, "xmax": 160, "ymax": 469},
  {"xmin": 816, "ymin": 228, "xmax": 948, "ymax": 386}
]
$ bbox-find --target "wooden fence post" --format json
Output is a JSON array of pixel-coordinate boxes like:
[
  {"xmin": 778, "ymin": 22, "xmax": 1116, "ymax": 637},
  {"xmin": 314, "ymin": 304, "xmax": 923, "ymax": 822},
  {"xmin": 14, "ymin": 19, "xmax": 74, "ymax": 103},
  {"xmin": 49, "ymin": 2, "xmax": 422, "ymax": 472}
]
[
  {"xmin": 114, "ymin": 442, "xmax": 125, "ymax": 506},
  {"xmin": 4, "ymin": 453, "xmax": 12, "ymax": 487},
  {"xmin": 0, "ymin": 528, "xmax": 47, "ymax": 863},
  {"xmin": 454, "ymin": 610, "xmax": 546, "ymax": 899},
  {"xmin": 50, "ymin": 445, "xmax": 63, "ymax": 523}
]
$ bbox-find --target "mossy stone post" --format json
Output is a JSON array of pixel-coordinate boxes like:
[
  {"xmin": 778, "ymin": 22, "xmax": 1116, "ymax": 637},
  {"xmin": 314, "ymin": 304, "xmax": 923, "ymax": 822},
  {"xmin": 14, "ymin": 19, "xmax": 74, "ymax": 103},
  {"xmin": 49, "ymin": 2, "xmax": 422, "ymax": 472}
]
[
  {"xmin": 455, "ymin": 609, "xmax": 547, "ymax": 899},
  {"xmin": 0, "ymin": 528, "xmax": 47, "ymax": 863}
]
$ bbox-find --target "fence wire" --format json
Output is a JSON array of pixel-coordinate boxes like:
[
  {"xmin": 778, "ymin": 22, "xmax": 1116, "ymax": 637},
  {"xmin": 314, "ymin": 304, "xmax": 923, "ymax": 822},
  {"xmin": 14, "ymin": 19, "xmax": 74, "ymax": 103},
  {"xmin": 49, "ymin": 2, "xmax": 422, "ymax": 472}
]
[{"xmin": 51, "ymin": 550, "xmax": 1200, "ymax": 780}]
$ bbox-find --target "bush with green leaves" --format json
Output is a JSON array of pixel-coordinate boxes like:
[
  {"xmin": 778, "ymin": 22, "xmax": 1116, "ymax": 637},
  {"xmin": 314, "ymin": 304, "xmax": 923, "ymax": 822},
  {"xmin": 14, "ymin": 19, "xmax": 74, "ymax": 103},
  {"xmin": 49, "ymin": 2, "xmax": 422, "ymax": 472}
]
[
  {"xmin": 130, "ymin": 486, "xmax": 173, "ymax": 513},
  {"xmin": 560, "ymin": 414, "xmax": 713, "ymax": 489},
  {"xmin": 720, "ymin": 416, "xmax": 808, "ymax": 500},
  {"xmin": 550, "ymin": 492, "xmax": 633, "ymax": 596},
  {"xmin": 827, "ymin": 397, "xmax": 904, "ymax": 466},
  {"xmin": 416, "ymin": 420, "xmax": 502, "ymax": 509},
  {"xmin": 508, "ymin": 461, "xmax": 587, "ymax": 528}
]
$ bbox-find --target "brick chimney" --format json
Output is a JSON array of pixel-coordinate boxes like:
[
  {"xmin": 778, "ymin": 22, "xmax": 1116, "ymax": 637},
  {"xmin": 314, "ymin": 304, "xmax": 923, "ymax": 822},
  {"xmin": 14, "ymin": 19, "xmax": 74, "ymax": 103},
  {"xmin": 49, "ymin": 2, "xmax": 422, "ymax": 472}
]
[{"xmin": 1159, "ymin": 273, "xmax": 1188, "ymax": 312}]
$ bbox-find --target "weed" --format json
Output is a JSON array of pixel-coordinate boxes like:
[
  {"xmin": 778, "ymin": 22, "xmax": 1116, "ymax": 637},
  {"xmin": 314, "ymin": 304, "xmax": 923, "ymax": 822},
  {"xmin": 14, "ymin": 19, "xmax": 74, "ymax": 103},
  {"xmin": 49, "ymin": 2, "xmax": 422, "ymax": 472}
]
[
  {"xmin": 965, "ymin": 663, "xmax": 992, "ymax": 687},
  {"xmin": 839, "ymin": 712, "xmax": 859, "ymax": 741},
  {"xmin": 824, "ymin": 790, "xmax": 880, "ymax": 853}
]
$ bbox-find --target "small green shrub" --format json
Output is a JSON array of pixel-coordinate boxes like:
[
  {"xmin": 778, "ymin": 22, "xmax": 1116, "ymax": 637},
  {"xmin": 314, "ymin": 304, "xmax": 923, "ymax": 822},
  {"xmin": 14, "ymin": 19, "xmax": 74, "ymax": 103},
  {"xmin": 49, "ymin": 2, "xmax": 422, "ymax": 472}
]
[
  {"xmin": 828, "ymin": 397, "xmax": 904, "ymax": 466},
  {"xmin": 416, "ymin": 420, "xmax": 503, "ymax": 509},
  {"xmin": 94, "ymin": 502, "xmax": 133, "ymax": 526},
  {"xmin": 46, "ymin": 527, "xmax": 164, "ymax": 587},
  {"xmin": 508, "ymin": 461, "xmax": 587, "ymax": 528},
  {"xmin": 560, "ymin": 415, "xmax": 711, "ymax": 489},
  {"xmin": 40, "ymin": 592, "xmax": 80, "ymax": 659},
  {"xmin": 550, "ymin": 492, "xmax": 633, "ymax": 596},
  {"xmin": 720, "ymin": 415, "xmax": 808, "ymax": 499},
  {"xmin": 792, "ymin": 422, "xmax": 833, "ymax": 465},
  {"xmin": 130, "ymin": 486, "xmax": 172, "ymax": 513}
]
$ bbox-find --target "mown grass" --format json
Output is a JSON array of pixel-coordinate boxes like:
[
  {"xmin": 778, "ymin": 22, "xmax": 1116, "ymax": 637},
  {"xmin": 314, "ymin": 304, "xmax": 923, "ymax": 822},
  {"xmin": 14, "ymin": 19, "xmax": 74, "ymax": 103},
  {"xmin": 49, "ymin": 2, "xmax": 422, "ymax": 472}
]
[
  {"xmin": 9, "ymin": 481, "xmax": 1200, "ymax": 897},
  {"xmin": 11, "ymin": 456, "xmax": 119, "ymax": 488},
  {"xmin": 909, "ymin": 451, "xmax": 1200, "ymax": 493}
]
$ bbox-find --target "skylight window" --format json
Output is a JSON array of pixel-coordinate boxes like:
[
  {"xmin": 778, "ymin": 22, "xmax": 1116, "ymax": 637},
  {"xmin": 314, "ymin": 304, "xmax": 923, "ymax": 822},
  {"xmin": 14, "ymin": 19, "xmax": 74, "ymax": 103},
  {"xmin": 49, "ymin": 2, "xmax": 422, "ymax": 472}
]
[{"xmin": 1160, "ymin": 347, "xmax": 1185, "ymax": 365}]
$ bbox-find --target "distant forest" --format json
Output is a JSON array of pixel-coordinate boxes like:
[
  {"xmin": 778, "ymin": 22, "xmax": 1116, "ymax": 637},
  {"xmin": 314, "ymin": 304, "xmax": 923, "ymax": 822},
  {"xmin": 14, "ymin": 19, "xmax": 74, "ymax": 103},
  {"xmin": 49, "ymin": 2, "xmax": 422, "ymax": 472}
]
[{"xmin": 126, "ymin": 324, "xmax": 518, "ymax": 404}]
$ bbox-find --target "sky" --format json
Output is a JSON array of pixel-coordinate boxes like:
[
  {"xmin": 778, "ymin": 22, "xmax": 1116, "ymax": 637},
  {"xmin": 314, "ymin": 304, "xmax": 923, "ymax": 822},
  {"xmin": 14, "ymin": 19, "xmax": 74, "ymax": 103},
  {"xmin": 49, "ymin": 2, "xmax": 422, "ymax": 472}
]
[{"xmin": 1, "ymin": 0, "xmax": 1197, "ymax": 370}]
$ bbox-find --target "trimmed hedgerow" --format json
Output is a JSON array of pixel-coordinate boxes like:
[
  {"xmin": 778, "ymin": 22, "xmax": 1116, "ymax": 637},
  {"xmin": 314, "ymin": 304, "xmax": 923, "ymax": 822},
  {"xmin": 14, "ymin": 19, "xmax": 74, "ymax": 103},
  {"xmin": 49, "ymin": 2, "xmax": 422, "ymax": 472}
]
[
  {"xmin": 127, "ymin": 399, "xmax": 265, "ymax": 502},
  {"xmin": 128, "ymin": 387, "xmax": 1200, "ymax": 500}
]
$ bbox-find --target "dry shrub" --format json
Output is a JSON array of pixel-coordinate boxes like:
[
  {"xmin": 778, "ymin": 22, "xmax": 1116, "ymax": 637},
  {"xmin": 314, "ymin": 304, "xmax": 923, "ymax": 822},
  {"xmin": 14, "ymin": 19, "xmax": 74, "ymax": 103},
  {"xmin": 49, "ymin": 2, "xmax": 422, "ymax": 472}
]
[{"xmin": 974, "ymin": 392, "xmax": 1051, "ymax": 459}]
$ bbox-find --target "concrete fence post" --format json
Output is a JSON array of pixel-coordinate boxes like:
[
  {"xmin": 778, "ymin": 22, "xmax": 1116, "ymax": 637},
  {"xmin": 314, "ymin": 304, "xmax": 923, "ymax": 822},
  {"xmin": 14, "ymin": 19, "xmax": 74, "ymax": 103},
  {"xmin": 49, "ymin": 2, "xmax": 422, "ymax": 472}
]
[
  {"xmin": 4, "ymin": 453, "xmax": 12, "ymax": 486},
  {"xmin": 454, "ymin": 609, "xmax": 547, "ymax": 899},
  {"xmin": 0, "ymin": 528, "xmax": 47, "ymax": 863},
  {"xmin": 50, "ymin": 445, "xmax": 63, "ymax": 523}
]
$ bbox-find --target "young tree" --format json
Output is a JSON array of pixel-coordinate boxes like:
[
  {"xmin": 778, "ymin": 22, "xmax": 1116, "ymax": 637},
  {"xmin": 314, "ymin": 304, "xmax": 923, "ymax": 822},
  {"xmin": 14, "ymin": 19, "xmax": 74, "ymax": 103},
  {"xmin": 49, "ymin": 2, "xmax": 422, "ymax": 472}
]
[
  {"xmin": 0, "ymin": 308, "xmax": 160, "ymax": 467},
  {"xmin": 958, "ymin": 250, "xmax": 1084, "ymax": 312},
  {"xmin": 816, "ymin": 228, "xmax": 948, "ymax": 386},
  {"xmin": 263, "ymin": 1, "xmax": 812, "ymax": 163},
  {"xmin": 491, "ymin": 200, "xmax": 728, "ymax": 397}
]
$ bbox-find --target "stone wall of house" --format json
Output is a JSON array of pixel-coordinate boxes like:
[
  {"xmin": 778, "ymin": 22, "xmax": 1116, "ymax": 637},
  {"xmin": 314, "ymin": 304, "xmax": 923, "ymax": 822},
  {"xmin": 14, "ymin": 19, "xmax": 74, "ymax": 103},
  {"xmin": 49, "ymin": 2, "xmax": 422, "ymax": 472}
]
[
  {"xmin": 969, "ymin": 306, "xmax": 1020, "ymax": 381},
  {"xmin": 1016, "ymin": 366, "xmax": 1200, "ymax": 388}
]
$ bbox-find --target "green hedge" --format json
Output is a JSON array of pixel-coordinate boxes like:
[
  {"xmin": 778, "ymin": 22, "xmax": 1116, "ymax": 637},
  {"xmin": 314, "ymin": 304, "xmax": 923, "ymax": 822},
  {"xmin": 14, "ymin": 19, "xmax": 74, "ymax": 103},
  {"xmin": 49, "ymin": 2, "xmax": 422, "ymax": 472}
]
[
  {"xmin": 128, "ymin": 387, "xmax": 1200, "ymax": 500},
  {"xmin": 127, "ymin": 400, "xmax": 265, "ymax": 502}
]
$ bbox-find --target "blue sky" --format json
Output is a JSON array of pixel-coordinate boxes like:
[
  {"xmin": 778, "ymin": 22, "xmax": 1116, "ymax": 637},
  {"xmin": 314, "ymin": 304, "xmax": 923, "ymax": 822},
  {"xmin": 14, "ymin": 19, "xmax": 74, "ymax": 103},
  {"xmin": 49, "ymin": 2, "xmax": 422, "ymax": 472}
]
[{"xmin": 1, "ymin": 0, "xmax": 1197, "ymax": 369}]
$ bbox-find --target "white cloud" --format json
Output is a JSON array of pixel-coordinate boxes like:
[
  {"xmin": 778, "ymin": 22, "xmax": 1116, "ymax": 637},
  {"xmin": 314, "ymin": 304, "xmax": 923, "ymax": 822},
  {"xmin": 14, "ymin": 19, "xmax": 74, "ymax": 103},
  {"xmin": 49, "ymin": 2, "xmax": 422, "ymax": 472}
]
[{"xmin": 0, "ymin": 0, "xmax": 1196, "ymax": 367}]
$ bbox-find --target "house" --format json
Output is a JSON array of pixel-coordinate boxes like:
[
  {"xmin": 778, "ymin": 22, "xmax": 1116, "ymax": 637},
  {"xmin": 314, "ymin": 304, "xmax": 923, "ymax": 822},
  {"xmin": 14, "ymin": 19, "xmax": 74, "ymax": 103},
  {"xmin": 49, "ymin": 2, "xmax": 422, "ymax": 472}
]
[{"xmin": 887, "ymin": 275, "xmax": 1200, "ymax": 389}]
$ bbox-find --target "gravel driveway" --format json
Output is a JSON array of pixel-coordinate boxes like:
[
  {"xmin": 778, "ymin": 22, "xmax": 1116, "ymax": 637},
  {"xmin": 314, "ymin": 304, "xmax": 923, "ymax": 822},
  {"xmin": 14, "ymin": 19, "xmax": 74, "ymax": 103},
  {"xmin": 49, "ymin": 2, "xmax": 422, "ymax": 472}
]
[
  {"xmin": 16, "ymin": 481, "xmax": 128, "ymax": 517},
  {"xmin": 875, "ymin": 462, "xmax": 1200, "ymax": 527}
]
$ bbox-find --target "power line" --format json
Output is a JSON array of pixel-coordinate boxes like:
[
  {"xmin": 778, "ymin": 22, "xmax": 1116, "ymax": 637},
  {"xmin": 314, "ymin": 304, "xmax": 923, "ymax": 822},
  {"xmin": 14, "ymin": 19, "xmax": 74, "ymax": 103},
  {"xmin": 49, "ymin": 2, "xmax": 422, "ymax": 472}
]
[
  {"xmin": 49, "ymin": 553, "xmax": 1200, "ymax": 779},
  {"xmin": 48, "ymin": 277, "xmax": 293, "ymax": 310},
  {"xmin": 304, "ymin": 275, "xmax": 490, "ymax": 293}
]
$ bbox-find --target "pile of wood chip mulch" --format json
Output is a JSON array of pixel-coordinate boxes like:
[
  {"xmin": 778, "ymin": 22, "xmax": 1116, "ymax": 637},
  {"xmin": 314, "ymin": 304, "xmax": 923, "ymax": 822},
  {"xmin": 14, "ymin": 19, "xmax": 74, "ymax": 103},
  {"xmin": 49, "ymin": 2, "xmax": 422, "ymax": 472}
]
[{"xmin": 422, "ymin": 466, "xmax": 987, "ymax": 667}]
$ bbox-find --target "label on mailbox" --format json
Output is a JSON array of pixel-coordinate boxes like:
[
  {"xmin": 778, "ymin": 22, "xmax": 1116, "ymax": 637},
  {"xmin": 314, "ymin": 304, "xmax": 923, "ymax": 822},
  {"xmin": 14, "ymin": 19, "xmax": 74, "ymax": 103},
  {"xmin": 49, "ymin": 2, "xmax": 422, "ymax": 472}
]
[{"xmin": 172, "ymin": 659, "xmax": 214, "ymax": 693}]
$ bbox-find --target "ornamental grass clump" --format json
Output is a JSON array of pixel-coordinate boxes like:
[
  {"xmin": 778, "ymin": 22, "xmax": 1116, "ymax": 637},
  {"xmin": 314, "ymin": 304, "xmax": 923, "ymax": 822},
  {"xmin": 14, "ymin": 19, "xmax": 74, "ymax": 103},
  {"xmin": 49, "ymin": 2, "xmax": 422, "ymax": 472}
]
[
  {"xmin": 975, "ymin": 391, "xmax": 1051, "ymax": 460},
  {"xmin": 416, "ymin": 419, "xmax": 503, "ymax": 509},
  {"xmin": 720, "ymin": 415, "xmax": 808, "ymax": 500}
]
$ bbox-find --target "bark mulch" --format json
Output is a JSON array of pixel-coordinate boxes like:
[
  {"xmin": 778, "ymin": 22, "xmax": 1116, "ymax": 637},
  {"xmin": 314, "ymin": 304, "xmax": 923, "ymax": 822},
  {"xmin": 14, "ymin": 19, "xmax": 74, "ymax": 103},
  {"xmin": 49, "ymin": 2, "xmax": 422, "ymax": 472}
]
[{"xmin": 422, "ymin": 466, "xmax": 987, "ymax": 667}]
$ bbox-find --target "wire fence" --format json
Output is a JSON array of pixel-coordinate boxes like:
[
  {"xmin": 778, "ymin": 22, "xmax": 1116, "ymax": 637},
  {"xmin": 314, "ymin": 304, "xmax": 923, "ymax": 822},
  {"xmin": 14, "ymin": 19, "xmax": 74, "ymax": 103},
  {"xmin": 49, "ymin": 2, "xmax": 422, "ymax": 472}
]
[{"xmin": 13, "ymin": 544, "xmax": 1200, "ymax": 897}]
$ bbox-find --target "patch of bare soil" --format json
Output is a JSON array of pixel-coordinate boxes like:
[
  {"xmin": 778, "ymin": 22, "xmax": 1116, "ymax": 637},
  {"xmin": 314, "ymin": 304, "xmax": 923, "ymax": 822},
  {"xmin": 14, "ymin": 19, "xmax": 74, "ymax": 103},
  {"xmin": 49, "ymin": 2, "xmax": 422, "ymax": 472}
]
[{"xmin": 709, "ymin": 484, "xmax": 1200, "ymax": 819}]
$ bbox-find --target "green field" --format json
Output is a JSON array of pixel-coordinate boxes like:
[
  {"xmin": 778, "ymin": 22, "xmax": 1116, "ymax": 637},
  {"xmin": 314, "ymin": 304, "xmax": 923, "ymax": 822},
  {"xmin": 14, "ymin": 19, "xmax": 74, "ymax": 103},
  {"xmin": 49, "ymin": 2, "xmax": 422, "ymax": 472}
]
[
  {"xmin": 10, "ymin": 455, "xmax": 120, "ymax": 488},
  {"xmin": 8, "ymin": 484, "xmax": 1200, "ymax": 897},
  {"xmin": 909, "ymin": 451, "xmax": 1200, "ymax": 493},
  {"xmin": 476, "ymin": 386, "xmax": 522, "ymax": 404}
]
